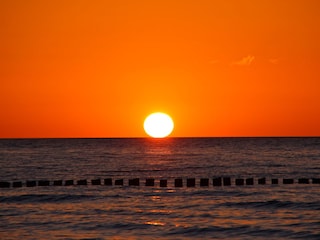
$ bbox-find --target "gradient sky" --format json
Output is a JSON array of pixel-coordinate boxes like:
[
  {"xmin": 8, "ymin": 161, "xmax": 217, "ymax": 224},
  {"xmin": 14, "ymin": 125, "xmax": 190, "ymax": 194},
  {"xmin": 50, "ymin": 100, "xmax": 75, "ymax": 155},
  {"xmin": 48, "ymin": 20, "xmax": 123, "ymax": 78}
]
[{"xmin": 1, "ymin": 0, "xmax": 320, "ymax": 138}]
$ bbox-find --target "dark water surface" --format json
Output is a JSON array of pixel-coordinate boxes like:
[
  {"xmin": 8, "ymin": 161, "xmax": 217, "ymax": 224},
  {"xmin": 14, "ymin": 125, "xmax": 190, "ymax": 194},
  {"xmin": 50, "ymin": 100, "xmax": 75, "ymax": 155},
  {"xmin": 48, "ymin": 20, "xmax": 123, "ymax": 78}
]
[{"xmin": 0, "ymin": 138, "xmax": 320, "ymax": 239}]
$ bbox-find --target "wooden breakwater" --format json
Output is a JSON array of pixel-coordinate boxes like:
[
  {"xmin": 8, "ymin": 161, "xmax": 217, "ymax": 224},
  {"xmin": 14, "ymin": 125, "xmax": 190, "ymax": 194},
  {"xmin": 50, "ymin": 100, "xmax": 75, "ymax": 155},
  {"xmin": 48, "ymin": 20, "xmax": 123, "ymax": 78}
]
[{"xmin": 1, "ymin": 177, "xmax": 319, "ymax": 188}]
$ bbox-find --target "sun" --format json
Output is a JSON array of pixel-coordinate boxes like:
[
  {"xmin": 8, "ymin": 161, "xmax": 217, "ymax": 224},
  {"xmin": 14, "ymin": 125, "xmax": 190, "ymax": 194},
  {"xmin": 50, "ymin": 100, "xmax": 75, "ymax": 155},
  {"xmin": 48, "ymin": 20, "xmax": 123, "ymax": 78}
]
[{"xmin": 144, "ymin": 112, "xmax": 174, "ymax": 138}]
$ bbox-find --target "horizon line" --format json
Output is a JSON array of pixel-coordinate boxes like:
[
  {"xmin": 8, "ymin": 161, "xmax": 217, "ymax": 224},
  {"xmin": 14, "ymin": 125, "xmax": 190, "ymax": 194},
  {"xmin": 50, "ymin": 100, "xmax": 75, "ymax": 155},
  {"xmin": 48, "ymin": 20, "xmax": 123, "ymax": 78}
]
[{"xmin": 1, "ymin": 136, "xmax": 320, "ymax": 140}]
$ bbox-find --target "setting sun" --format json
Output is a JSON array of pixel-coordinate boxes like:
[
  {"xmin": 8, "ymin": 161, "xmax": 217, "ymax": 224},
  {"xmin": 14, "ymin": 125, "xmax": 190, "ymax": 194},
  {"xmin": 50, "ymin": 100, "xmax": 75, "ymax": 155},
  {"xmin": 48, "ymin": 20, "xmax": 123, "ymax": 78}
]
[{"xmin": 144, "ymin": 113, "xmax": 174, "ymax": 138}]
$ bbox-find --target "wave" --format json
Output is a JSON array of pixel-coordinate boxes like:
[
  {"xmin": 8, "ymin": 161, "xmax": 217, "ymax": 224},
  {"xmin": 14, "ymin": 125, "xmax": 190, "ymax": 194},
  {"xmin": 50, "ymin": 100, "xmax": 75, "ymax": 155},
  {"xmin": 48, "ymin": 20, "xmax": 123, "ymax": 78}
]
[
  {"xmin": 220, "ymin": 200, "xmax": 320, "ymax": 210},
  {"xmin": 164, "ymin": 224, "xmax": 320, "ymax": 239},
  {"xmin": 0, "ymin": 194, "xmax": 98, "ymax": 203}
]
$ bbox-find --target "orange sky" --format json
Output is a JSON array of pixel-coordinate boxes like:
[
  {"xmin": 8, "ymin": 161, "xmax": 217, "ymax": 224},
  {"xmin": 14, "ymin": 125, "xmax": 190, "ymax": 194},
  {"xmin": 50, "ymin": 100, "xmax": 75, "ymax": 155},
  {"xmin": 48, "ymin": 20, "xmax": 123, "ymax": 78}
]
[{"xmin": 1, "ymin": 0, "xmax": 320, "ymax": 138}]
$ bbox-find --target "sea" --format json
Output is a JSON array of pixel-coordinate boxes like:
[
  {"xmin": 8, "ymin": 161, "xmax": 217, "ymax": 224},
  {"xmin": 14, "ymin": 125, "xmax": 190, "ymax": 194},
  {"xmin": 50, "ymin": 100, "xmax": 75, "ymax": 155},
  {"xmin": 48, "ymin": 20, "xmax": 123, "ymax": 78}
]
[{"xmin": 0, "ymin": 137, "xmax": 319, "ymax": 239}]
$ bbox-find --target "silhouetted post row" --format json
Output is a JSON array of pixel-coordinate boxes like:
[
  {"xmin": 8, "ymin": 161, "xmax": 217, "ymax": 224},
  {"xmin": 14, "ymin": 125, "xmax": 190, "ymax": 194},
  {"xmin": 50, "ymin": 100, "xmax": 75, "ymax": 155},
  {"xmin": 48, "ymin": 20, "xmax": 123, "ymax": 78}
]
[{"xmin": 1, "ymin": 177, "xmax": 320, "ymax": 189}]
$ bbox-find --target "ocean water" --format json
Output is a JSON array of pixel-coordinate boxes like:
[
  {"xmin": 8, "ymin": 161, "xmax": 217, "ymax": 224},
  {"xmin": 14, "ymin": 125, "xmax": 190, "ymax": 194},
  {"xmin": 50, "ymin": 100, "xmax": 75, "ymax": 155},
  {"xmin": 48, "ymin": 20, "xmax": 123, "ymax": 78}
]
[{"xmin": 0, "ymin": 138, "xmax": 319, "ymax": 239}]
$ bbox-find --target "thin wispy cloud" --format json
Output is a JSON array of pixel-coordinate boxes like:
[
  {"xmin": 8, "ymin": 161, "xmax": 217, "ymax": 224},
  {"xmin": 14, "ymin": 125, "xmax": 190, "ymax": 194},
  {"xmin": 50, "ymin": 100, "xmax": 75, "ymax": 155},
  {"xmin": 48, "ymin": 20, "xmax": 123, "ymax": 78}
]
[
  {"xmin": 269, "ymin": 58, "xmax": 279, "ymax": 64},
  {"xmin": 232, "ymin": 55, "xmax": 255, "ymax": 66}
]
